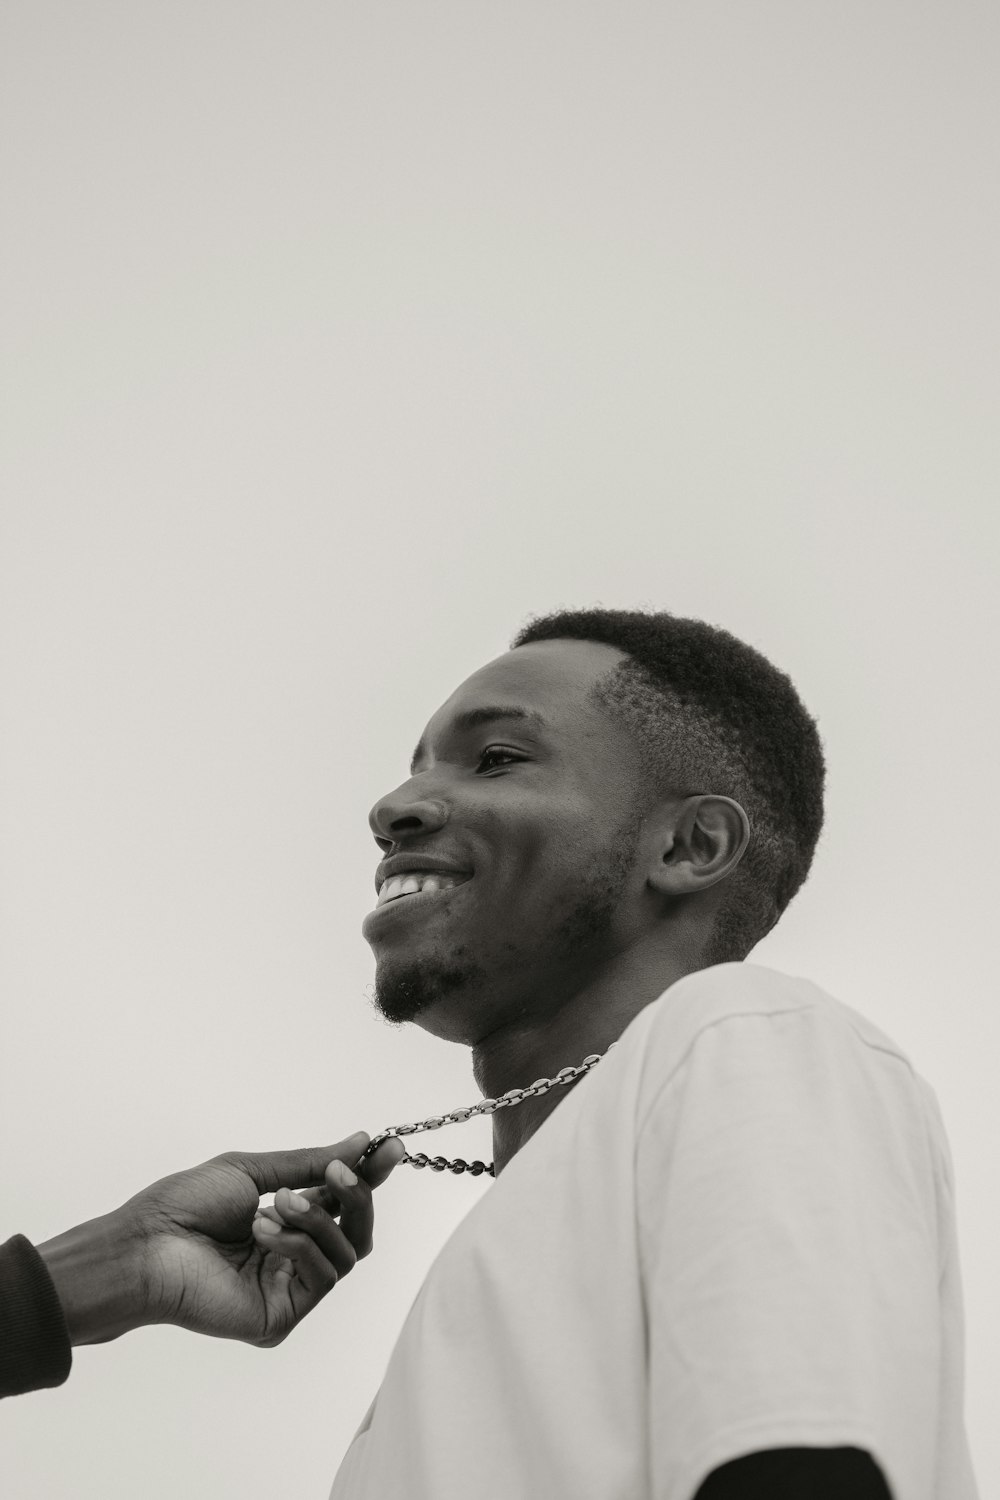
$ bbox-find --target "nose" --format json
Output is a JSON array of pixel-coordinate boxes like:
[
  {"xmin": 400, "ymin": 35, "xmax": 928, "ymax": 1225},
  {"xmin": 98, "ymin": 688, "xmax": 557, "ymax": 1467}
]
[{"xmin": 368, "ymin": 781, "xmax": 449, "ymax": 847}]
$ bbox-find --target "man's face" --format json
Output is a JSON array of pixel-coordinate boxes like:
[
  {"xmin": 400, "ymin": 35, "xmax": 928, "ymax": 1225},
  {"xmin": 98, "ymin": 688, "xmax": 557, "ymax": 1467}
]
[{"xmin": 362, "ymin": 638, "xmax": 651, "ymax": 1044}]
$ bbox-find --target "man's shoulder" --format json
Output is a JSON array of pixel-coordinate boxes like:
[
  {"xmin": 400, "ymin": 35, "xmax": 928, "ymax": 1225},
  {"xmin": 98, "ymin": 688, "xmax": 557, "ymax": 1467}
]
[{"xmin": 619, "ymin": 961, "xmax": 917, "ymax": 1092}]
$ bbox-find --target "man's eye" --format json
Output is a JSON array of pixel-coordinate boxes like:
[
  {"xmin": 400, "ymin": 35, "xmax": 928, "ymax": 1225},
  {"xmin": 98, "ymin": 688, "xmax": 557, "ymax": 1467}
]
[{"xmin": 476, "ymin": 746, "xmax": 523, "ymax": 772}]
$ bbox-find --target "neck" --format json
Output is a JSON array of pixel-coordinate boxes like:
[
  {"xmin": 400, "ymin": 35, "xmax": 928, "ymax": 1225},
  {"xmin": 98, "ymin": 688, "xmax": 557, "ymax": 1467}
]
[{"xmin": 472, "ymin": 946, "xmax": 698, "ymax": 1175}]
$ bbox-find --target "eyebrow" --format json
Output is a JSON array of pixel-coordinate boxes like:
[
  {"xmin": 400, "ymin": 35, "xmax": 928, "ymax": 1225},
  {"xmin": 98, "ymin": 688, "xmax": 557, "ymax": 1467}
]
[{"xmin": 409, "ymin": 705, "xmax": 548, "ymax": 775}]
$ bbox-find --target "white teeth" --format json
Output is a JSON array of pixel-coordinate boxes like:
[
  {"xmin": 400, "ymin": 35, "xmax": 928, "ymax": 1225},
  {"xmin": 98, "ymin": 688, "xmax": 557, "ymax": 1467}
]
[{"xmin": 376, "ymin": 872, "xmax": 468, "ymax": 908}]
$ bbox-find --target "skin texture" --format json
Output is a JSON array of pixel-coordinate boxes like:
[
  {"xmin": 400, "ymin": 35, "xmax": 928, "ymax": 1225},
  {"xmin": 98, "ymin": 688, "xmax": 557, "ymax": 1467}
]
[{"xmin": 363, "ymin": 638, "xmax": 750, "ymax": 1175}]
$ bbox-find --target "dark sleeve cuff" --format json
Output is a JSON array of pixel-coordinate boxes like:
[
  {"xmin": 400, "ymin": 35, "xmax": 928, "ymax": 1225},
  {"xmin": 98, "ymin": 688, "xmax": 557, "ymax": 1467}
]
[
  {"xmin": 0, "ymin": 1234, "xmax": 73, "ymax": 1398},
  {"xmin": 694, "ymin": 1446, "xmax": 892, "ymax": 1499}
]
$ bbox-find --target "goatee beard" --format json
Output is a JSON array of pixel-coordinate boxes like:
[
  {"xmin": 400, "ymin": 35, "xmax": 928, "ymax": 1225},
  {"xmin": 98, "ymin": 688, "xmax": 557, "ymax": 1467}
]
[{"xmin": 371, "ymin": 950, "xmax": 486, "ymax": 1025}]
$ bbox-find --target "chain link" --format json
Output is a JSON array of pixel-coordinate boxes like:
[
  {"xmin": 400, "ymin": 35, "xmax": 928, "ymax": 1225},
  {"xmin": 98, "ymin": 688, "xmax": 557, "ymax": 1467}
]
[{"xmin": 361, "ymin": 1046, "xmax": 614, "ymax": 1179}]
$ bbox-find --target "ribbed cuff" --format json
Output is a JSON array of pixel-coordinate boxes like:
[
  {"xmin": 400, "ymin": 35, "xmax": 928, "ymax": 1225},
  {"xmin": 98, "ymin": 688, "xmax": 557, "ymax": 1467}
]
[{"xmin": 0, "ymin": 1234, "xmax": 73, "ymax": 1398}]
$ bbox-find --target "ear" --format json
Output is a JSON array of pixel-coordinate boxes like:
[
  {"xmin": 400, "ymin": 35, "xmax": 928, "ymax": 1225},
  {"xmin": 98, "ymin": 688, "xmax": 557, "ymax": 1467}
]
[{"xmin": 646, "ymin": 794, "xmax": 750, "ymax": 898}]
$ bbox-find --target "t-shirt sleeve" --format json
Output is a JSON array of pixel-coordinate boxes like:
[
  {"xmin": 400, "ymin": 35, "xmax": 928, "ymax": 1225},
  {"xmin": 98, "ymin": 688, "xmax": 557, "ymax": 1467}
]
[
  {"xmin": 0, "ymin": 1234, "xmax": 73, "ymax": 1398},
  {"xmin": 636, "ymin": 1006, "xmax": 944, "ymax": 1500}
]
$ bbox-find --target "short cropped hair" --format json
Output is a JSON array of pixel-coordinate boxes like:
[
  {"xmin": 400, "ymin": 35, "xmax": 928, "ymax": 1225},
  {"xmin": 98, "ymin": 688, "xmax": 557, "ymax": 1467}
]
[{"xmin": 510, "ymin": 607, "xmax": 826, "ymax": 965}]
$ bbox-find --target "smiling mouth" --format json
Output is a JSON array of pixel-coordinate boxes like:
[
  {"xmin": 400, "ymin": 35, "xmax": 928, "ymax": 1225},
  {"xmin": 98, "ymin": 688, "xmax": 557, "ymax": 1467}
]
[{"xmin": 375, "ymin": 872, "xmax": 472, "ymax": 910}]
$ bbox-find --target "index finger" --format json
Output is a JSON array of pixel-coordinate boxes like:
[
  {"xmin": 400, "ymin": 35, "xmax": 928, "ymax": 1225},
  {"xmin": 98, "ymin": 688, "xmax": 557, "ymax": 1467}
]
[{"xmin": 225, "ymin": 1132, "xmax": 372, "ymax": 1194}]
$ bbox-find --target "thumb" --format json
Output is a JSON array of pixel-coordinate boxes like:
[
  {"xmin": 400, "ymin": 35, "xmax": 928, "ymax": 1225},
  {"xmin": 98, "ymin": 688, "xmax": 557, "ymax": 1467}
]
[{"xmin": 225, "ymin": 1132, "xmax": 372, "ymax": 1194}]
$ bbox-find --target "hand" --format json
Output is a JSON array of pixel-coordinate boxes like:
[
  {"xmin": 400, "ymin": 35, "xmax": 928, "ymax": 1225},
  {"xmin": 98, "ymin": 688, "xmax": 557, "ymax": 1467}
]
[{"xmin": 38, "ymin": 1132, "xmax": 405, "ymax": 1349}]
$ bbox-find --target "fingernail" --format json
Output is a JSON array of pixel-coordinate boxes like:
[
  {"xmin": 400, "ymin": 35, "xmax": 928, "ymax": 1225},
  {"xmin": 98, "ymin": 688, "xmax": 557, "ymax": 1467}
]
[
  {"xmin": 331, "ymin": 1160, "xmax": 358, "ymax": 1188},
  {"xmin": 255, "ymin": 1217, "xmax": 281, "ymax": 1236},
  {"xmin": 282, "ymin": 1190, "xmax": 310, "ymax": 1214}
]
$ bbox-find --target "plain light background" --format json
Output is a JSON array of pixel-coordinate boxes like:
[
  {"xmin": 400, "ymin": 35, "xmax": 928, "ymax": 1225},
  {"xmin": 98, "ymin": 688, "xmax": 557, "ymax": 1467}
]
[{"xmin": 1, "ymin": 4, "xmax": 996, "ymax": 1497}]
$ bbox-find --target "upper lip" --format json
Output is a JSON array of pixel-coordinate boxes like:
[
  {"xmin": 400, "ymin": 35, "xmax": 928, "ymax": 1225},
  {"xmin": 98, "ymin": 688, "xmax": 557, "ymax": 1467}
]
[{"xmin": 375, "ymin": 853, "xmax": 473, "ymax": 895}]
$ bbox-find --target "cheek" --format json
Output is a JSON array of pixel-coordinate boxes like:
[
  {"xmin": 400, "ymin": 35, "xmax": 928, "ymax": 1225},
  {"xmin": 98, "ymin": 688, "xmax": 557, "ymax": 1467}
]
[
  {"xmin": 494, "ymin": 818, "xmax": 605, "ymax": 901},
  {"xmin": 468, "ymin": 783, "xmax": 612, "ymax": 893}
]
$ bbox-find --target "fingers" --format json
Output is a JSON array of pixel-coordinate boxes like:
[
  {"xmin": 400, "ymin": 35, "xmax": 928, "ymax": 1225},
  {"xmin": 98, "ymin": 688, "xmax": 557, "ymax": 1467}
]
[
  {"xmin": 226, "ymin": 1130, "xmax": 407, "ymax": 1204},
  {"xmin": 254, "ymin": 1152, "xmax": 385, "ymax": 1270},
  {"xmin": 248, "ymin": 1134, "xmax": 407, "ymax": 1276},
  {"xmin": 322, "ymin": 1159, "xmax": 374, "ymax": 1259},
  {"xmin": 282, "ymin": 1161, "xmax": 373, "ymax": 1261},
  {"xmin": 252, "ymin": 1188, "xmax": 359, "ymax": 1285},
  {"xmin": 251, "ymin": 1213, "xmax": 345, "ymax": 1301},
  {"xmin": 226, "ymin": 1132, "xmax": 373, "ymax": 1195},
  {"xmin": 358, "ymin": 1136, "xmax": 407, "ymax": 1189},
  {"xmin": 275, "ymin": 1136, "xmax": 406, "ymax": 1216},
  {"xmin": 256, "ymin": 1158, "xmax": 377, "ymax": 1266}
]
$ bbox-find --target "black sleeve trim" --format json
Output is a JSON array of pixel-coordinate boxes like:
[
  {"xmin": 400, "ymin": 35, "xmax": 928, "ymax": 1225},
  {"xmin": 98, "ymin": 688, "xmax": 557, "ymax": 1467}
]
[
  {"xmin": 0, "ymin": 1234, "xmax": 73, "ymax": 1398},
  {"xmin": 694, "ymin": 1445, "xmax": 893, "ymax": 1499}
]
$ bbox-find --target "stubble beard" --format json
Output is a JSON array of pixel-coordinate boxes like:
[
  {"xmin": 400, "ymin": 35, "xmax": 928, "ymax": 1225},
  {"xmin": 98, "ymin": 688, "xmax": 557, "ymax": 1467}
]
[{"xmin": 371, "ymin": 946, "xmax": 486, "ymax": 1026}]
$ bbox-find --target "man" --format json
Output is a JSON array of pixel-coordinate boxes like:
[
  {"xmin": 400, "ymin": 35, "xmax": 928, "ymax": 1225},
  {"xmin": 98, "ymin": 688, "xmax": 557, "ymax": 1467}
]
[{"xmin": 333, "ymin": 607, "xmax": 978, "ymax": 1499}]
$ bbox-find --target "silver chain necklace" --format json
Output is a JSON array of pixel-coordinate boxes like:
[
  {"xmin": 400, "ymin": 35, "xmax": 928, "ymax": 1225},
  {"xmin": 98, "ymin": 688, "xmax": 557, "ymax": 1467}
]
[{"xmin": 362, "ymin": 1046, "xmax": 615, "ymax": 1178}]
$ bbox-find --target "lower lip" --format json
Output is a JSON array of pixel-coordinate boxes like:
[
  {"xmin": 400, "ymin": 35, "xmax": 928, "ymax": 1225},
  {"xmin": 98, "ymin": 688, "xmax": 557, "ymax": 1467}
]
[{"xmin": 361, "ymin": 880, "xmax": 472, "ymax": 939}]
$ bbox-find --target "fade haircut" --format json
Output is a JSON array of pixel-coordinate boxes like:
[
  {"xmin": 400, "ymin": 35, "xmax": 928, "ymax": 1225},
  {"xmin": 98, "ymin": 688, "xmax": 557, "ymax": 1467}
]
[{"xmin": 510, "ymin": 607, "xmax": 826, "ymax": 966}]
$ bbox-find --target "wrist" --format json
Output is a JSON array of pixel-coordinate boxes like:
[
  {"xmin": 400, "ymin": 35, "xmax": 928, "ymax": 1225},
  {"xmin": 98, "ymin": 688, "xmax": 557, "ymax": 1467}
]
[{"xmin": 37, "ymin": 1212, "xmax": 148, "ymax": 1347}]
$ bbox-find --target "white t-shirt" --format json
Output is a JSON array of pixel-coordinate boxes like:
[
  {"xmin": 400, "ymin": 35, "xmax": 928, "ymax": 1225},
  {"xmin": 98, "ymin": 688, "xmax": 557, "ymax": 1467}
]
[{"xmin": 331, "ymin": 962, "xmax": 979, "ymax": 1500}]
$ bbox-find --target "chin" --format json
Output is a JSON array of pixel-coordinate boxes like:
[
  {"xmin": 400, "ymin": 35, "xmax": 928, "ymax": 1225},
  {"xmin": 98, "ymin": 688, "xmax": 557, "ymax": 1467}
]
[{"xmin": 370, "ymin": 950, "xmax": 486, "ymax": 1038}]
